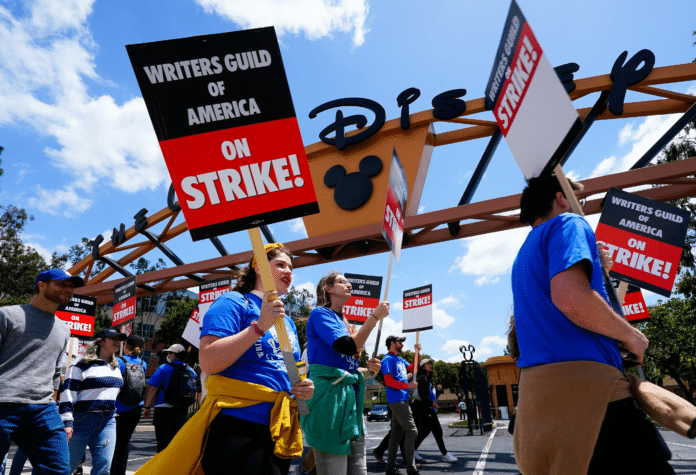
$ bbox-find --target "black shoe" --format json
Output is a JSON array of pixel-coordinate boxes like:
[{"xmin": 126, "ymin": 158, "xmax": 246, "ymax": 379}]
[
  {"xmin": 74, "ymin": 467, "xmax": 83, "ymax": 475},
  {"xmin": 406, "ymin": 469, "xmax": 420, "ymax": 475},
  {"xmin": 386, "ymin": 470, "xmax": 403, "ymax": 475},
  {"xmin": 373, "ymin": 448, "xmax": 385, "ymax": 463}
]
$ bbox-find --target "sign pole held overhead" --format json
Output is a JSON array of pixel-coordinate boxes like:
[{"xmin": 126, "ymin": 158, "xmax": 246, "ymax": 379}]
[{"xmin": 248, "ymin": 227, "xmax": 309, "ymax": 416}]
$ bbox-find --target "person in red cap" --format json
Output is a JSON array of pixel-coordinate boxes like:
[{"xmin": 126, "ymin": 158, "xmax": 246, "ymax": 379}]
[{"xmin": 0, "ymin": 268, "xmax": 83, "ymax": 475}]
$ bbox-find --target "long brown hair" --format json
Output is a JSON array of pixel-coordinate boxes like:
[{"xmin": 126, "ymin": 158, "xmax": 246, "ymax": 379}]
[
  {"xmin": 316, "ymin": 271, "xmax": 342, "ymax": 308},
  {"xmin": 232, "ymin": 243, "xmax": 292, "ymax": 294}
]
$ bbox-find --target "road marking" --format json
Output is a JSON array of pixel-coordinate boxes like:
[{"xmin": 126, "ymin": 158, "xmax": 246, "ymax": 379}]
[
  {"xmin": 666, "ymin": 441, "xmax": 696, "ymax": 449},
  {"xmin": 473, "ymin": 427, "xmax": 498, "ymax": 475}
]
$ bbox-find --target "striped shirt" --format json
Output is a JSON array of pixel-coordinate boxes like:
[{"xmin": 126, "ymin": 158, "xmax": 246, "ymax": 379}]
[{"xmin": 59, "ymin": 359, "xmax": 123, "ymax": 427}]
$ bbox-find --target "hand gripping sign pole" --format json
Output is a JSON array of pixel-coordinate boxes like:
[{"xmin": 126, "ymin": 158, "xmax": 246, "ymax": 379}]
[
  {"xmin": 248, "ymin": 227, "xmax": 309, "ymax": 416},
  {"xmin": 554, "ymin": 166, "xmax": 645, "ymax": 379},
  {"xmin": 373, "ymin": 148, "xmax": 407, "ymax": 359}
]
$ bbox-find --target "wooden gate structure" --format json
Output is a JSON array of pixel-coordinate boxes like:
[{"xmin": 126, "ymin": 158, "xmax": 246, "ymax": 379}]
[{"xmin": 69, "ymin": 62, "xmax": 696, "ymax": 305}]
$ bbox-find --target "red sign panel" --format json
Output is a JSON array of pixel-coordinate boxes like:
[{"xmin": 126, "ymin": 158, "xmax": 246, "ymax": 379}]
[
  {"xmin": 595, "ymin": 188, "xmax": 690, "ymax": 297},
  {"xmin": 113, "ymin": 277, "xmax": 137, "ymax": 326},
  {"xmin": 127, "ymin": 27, "xmax": 319, "ymax": 241},
  {"xmin": 56, "ymin": 295, "xmax": 97, "ymax": 337},
  {"xmin": 342, "ymin": 273, "xmax": 383, "ymax": 324},
  {"xmin": 623, "ymin": 289, "xmax": 649, "ymax": 324},
  {"xmin": 381, "ymin": 148, "xmax": 407, "ymax": 263}
]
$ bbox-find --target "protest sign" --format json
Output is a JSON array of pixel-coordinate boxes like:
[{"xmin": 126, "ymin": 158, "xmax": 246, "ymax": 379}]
[
  {"xmin": 182, "ymin": 307, "xmax": 202, "ymax": 348},
  {"xmin": 382, "ymin": 147, "xmax": 408, "ymax": 263},
  {"xmin": 342, "ymin": 273, "xmax": 383, "ymax": 324},
  {"xmin": 181, "ymin": 276, "xmax": 232, "ymax": 348},
  {"xmin": 610, "ymin": 278, "xmax": 650, "ymax": 323},
  {"xmin": 199, "ymin": 276, "xmax": 231, "ymax": 316},
  {"xmin": 485, "ymin": 0, "xmax": 582, "ymax": 179},
  {"xmin": 113, "ymin": 277, "xmax": 137, "ymax": 326},
  {"xmin": 402, "ymin": 284, "xmax": 433, "ymax": 333},
  {"xmin": 57, "ymin": 295, "xmax": 97, "ymax": 337},
  {"xmin": 596, "ymin": 187, "xmax": 690, "ymax": 297},
  {"xmin": 127, "ymin": 27, "xmax": 319, "ymax": 241}
]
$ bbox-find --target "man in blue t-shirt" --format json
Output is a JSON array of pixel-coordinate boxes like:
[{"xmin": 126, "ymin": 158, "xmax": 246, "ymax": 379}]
[
  {"xmin": 511, "ymin": 175, "xmax": 672, "ymax": 474},
  {"xmin": 142, "ymin": 344, "xmax": 198, "ymax": 453},
  {"xmin": 381, "ymin": 335, "xmax": 419, "ymax": 475}
]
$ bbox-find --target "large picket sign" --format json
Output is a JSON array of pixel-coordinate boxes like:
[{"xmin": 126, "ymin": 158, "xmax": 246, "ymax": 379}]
[
  {"xmin": 381, "ymin": 148, "xmax": 408, "ymax": 263},
  {"xmin": 402, "ymin": 284, "xmax": 433, "ymax": 333},
  {"xmin": 596, "ymin": 187, "xmax": 690, "ymax": 297},
  {"xmin": 342, "ymin": 273, "xmax": 383, "ymax": 324},
  {"xmin": 113, "ymin": 277, "xmax": 137, "ymax": 327},
  {"xmin": 56, "ymin": 295, "xmax": 97, "ymax": 337},
  {"xmin": 127, "ymin": 27, "xmax": 319, "ymax": 241},
  {"xmin": 484, "ymin": 0, "xmax": 581, "ymax": 178}
]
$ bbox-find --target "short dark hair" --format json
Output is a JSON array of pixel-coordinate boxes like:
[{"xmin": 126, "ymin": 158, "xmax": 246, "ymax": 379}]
[{"xmin": 519, "ymin": 174, "xmax": 582, "ymax": 225}]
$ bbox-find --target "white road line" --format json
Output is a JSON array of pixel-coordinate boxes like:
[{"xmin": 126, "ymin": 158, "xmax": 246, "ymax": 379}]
[
  {"xmin": 473, "ymin": 427, "xmax": 498, "ymax": 475},
  {"xmin": 666, "ymin": 441, "xmax": 696, "ymax": 449}
]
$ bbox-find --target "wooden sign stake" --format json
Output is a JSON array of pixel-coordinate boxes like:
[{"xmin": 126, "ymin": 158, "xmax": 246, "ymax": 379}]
[
  {"xmin": 372, "ymin": 253, "xmax": 394, "ymax": 359},
  {"xmin": 248, "ymin": 227, "xmax": 309, "ymax": 416}
]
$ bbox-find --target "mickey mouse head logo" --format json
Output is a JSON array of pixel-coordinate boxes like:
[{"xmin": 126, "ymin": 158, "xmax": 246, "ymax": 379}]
[{"xmin": 324, "ymin": 155, "xmax": 383, "ymax": 210}]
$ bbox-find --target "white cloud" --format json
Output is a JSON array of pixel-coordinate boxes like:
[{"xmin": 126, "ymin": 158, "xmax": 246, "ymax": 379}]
[
  {"xmin": 445, "ymin": 354, "xmax": 464, "ymax": 363},
  {"xmin": 0, "ymin": 2, "xmax": 169, "ymax": 216},
  {"xmin": 293, "ymin": 280, "xmax": 317, "ymax": 300},
  {"xmin": 418, "ymin": 205, "xmax": 425, "ymax": 214},
  {"xmin": 439, "ymin": 294, "xmax": 459, "ymax": 307},
  {"xmin": 24, "ymin": 241, "xmax": 54, "ymax": 263},
  {"xmin": 432, "ymin": 302, "xmax": 455, "ymax": 329},
  {"xmin": 480, "ymin": 335, "xmax": 506, "ymax": 347},
  {"xmin": 27, "ymin": 185, "xmax": 92, "ymax": 218},
  {"xmin": 590, "ymin": 115, "xmax": 682, "ymax": 178},
  {"xmin": 439, "ymin": 338, "xmax": 469, "ymax": 356},
  {"xmin": 288, "ymin": 218, "xmax": 308, "ymax": 237},
  {"xmin": 194, "ymin": 0, "xmax": 370, "ymax": 47},
  {"xmin": 450, "ymin": 226, "xmax": 530, "ymax": 286}
]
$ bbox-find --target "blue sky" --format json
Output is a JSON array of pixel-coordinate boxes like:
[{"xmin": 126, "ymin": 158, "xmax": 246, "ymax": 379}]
[{"xmin": 1, "ymin": 0, "xmax": 695, "ymax": 363}]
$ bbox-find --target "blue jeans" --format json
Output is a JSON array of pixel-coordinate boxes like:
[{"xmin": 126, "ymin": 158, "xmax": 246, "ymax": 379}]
[
  {"xmin": 68, "ymin": 412, "xmax": 116, "ymax": 475},
  {"xmin": 0, "ymin": 403, "xmax": 69, "ymax": 475}
]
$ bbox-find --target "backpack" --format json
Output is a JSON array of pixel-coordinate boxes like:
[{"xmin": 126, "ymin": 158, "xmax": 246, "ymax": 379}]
[
  {"xmin": 116, "ymin": 356, "xmax": 147, "ymax": 406},
  {"xmin": 164, "ymin": 362, "xmax": 197, "ymax": 407}
]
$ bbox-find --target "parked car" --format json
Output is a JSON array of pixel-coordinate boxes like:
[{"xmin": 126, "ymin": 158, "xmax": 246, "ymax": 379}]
[{"xmin": 367, "ymin": 405, "xmax": 390, "ymax": 422}]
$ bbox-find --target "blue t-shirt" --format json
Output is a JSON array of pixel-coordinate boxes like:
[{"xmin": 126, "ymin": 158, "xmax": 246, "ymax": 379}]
[
  {"xmin": 381, "ymin": 353, "xmax": 409, "ymax": 403},
  {"xmin": 512, "ymin": 213, "xmax": 623, "ymax": 370},
  {"xmin": 306, "ymin": 306, "xmax": 360, "ymax": 373},
  {"xmin": 201, "ymin": 291, "xmax": 301, "ymax": 425},
  {"xmin": 147, "ymin": 360, "xmax": 196, "ymax": 406},
  {"xmin": 115, "ymin": 354, "xmax": 148, "ymax": 413}
]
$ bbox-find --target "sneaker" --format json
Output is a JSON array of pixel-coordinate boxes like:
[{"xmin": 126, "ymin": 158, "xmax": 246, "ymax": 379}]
[
  {"xmin": 442, "ymin": 452, "xmax": 458, "ymax": 463},
  {"xmin": 372, "ymin": 448, "xmax": 385, "ymax": 463},
  {"xmin": 414, "ymin": 450, "xmax": 424, "ymax": 462}
]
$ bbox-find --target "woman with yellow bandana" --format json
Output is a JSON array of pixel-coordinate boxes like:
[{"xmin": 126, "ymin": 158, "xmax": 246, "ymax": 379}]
[{"xmin": 198, "ymin": 243, "xmax": 314, "ymax": 475}]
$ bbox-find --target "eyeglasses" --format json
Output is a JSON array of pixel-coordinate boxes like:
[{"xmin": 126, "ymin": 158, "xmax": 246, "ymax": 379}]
[{"xmin": 334, "ymin": 278, "xmax": 350, "ymax": 285}]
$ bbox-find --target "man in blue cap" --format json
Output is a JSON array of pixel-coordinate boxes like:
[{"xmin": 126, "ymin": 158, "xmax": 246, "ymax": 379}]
[{"xmin": 0, "ymin": 269, "xmax": 84, "ymax": 475}]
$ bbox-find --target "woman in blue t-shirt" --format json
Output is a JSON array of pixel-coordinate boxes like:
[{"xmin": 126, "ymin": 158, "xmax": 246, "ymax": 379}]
[
  {"xmin": 199, "ymin": 243, "xmax": 314, "ymax": 475},
  {"xmin": 302, "ymin": 271, "xmax": 388, "ymax": 475}
]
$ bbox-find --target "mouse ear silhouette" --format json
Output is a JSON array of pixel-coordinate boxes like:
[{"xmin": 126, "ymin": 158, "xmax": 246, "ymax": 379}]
[
  {"xmin": 324, "ymin": 165, "xmax": 346, "ymax": 188},
  {"xmin": 359, "ymin": 155, "xmax": 383, "ymax": 177}
]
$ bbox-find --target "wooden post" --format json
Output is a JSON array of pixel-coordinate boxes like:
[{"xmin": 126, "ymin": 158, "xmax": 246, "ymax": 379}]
[
  {"xmin": 248, "ymin": 227, "xmax": 309, "ymax": 415},
  {"xmin": 372, "ymin": 253, "xmax": 394, "ymax": 359}
]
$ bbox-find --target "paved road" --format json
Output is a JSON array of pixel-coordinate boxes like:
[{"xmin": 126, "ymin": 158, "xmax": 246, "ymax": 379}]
[{"xmin": 5, "ymin": 413, "xmax": 696, "ymax": 474}]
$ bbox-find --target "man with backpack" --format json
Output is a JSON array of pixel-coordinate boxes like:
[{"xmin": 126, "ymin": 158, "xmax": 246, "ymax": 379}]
[
  {"xmin": 111, "ymin": 335, "xmax": 148, "ymax": 475},
  {"xmin": 142, "ymin": 344, "xmax": 198, "ymax": 453}
]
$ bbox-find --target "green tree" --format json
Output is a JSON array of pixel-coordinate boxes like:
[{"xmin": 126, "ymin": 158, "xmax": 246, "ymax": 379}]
[
  {"xmin": 282, "ymin": 286, "xmax": 314, "ymax": 319},
  {"xmin": 0, "ymin": 205, "xmax": 66, "ymax": 303},
  {"xmin": 155, "ymin": 296, "xmax": 198, "ymax": 348},
  {"xmin": 433, "ymin": 361, "xmax": 467, "ymax": 402},
  {"xmin": 644, "ymin": 295, "xmax": 696, "ymax": 404}
]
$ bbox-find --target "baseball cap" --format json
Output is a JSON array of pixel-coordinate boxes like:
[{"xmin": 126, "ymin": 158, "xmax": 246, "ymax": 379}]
[
  {"xmin": 164, "ymin": 343, "xmax": 186, "ymax": 353},
  {"xmin": 419, "ymin": 358, "xmax": 432, "ymax": 367},
  {"xmin": 385, "ymin": 335, "xmax": 406, "ymax": 348},
  {"xmin": 95, "ymin": 329, "xmax": 127, "ymax": 340},
  {"xmin": 35, "ymin": 269, "xmax": 84, "ymax": 290},
  {"xmin": 126, "ymin": 335, "xmax": 145, "ymax": 347}
]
